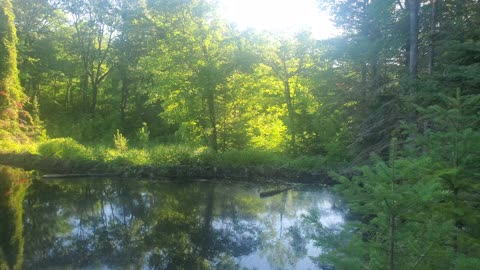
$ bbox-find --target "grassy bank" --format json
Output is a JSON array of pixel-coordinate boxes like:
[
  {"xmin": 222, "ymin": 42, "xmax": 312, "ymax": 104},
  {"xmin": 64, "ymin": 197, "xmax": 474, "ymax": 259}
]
[
  {"xmin": 0, "ymin": 137, "xmax": 333, "ymax": 182},
  {"xmin": 32, "ymin": 137, "xmax": 327, "ymax": 171}
]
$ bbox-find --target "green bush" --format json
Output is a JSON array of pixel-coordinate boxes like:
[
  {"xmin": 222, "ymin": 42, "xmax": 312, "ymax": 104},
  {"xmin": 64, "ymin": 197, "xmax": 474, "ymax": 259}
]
[
  {"xmin": 149, "ymin": 145, "xmax": 198, "ymax": 165},
  {"xmin": 114, "ymin": 129, "xmax": 128, "ymax": 153},
  {"xmin": 0, "ymin": 129, "xmax": 39, "ymax": 154},
  {"xmin": 100, "ymin": 148, "xmax": 151, "ymax": 166},
  {"xmin": 88, "ymin": 145, "xmax": 109, "ymax": 161},
  {"xmin": 135, "ymin": 122, "xmax": 150, "ymax": 147},
  {"xmin": 216, "ymin": 150, "xmax": 284, "ymax": 167},
  {"xmin": 124, "ymin": 149, "xmax": 151, "ymax": 165},
  {"xmin": 287, "ymin": 155, "xmax": 326, "ymax": 171},
  {"xmin": 38, "ymin": 138, "xmax": 91, "ymax": 160},
  {"xmin": 0, "ymin": 132, "xmax": 37, "ymax": 154},
  {"xmin": 92, "ymin": 145, "xmax": 150, "ymax": 165},
  {"xmin": 98, "ymin": 148, "xmax": 121, "ymax": 163},
  {"xmin": 191, "ymin": 146, "xmax": 216, "ymax": 165}
]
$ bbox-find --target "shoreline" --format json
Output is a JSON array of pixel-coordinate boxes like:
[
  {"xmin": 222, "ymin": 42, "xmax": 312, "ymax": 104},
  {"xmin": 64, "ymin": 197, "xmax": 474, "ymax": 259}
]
[{"xmin": 0, "ymin": 152, "xmax": 335, "ymax": 184}]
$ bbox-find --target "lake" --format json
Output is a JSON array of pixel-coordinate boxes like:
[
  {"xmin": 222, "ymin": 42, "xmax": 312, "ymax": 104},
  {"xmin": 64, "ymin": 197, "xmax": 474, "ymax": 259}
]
[{"xmin": 0, "ymin": 165, "xmax": 345, "ymax": 270}]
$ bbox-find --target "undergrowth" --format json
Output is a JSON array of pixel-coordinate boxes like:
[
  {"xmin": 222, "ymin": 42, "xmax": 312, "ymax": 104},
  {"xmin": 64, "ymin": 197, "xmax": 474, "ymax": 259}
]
[{"xmin": 2, "ymin": 137, "xmax": 327, "ymax": 171}]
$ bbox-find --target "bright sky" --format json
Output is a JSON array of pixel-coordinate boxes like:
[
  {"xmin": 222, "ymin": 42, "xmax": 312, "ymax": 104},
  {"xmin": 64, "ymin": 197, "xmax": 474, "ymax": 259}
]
[{"xmin": 216, "ymin": 0, "xmax": 339, "ymax": 40}]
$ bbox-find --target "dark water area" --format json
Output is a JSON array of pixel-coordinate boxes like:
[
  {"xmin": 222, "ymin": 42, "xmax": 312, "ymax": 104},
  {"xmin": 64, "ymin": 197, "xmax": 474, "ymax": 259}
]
[{"xmin": 0, "ymin": 165, "xmax": 345, "ymax": 270}]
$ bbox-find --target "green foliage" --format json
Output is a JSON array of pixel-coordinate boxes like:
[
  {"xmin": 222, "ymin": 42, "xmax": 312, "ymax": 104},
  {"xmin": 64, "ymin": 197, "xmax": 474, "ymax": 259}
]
[
  {"xmin": 30, "ymin": 96, "xmax": 41, "ymax": 126},
  {"xmin": 174, "ymin": 121, "xmax": 205, "ymax": 145},
  {"xmin": 101, "ymin": 148, "xmax": 151, "ymax": 166},
  {"xmin": 113, "ymin": 129, "xmax": 128, "ymax": 154},
  {"xmin": 38, "ymin": 138, "xmax": 91, "ymax": 160},
  {"xmin": 0, "ymin": 131, "xmax": 37, "ymax": 154},
  {"xmin": 310, "ymin": 154, "xmax": 452, "ymax": 269},
  {"xmin": 24, "ymin": 138, "xmax": 328, "ymax": 170},
  {"xmin": 0, "ymin": 0, "xmax": 22, "ymax": 106},
  {"xmin": 0, "ymin": 0, "xmax": 38, "ymax": 139},
  {"xmin": 247, "ymin": 112, "xmax": 287, "ymax": 151},
  {"xmin": 149, "ymin": 145, "xmax": 215, "ymax": 166},
  {"xmin": 215, "ymin": 150, "xmax": 284, "ymax": 167},
  {"xmin": 453, "ymin": 255, "xmax": 480, "ymax": 270},
  {"xmin": 135, "ymin": 122, "xmax": 150, "ymax": 147},
  {"xmin": 0, "ymin": 166, "xmax": 30, "ymax": 270},
  {"xmin": 310, "ymin": 90, "xmax": 480, "ymax": 269},
  {"xmin": 286, "ymin": 155, "xmax": 326, "ymax": 171},
  {"xmin": 417, "ymin": 91, "xmax": 480, "ymax": 262},
  {"xmin": 60, "ymin": 114, "xmax": 120, "ymax": 143},
  {"xmin": 7, "ymin": 0, "xmax": 344, "ymax": 155},
  {"xmin": 90, "ymin": 144, "xmax": 214, "ymax": 167}
]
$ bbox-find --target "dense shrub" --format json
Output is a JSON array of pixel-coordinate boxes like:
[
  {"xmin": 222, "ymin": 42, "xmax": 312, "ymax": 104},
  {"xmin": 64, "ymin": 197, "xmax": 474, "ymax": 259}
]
[
  {"xmin": 216, "ymin": 150, "xmax": 284, "ymax": 167},
  {"xmin": 287, "ymin": 155, "xmax": 326, "ymax": 171},
  {"xmin": 135, "ymin": 122, "xmax": 150, "ymax": 147},
  {"xmin": 0, "ymin": 131, "xmax": 37, "ymax": 154},
  {"xmin": 149, "ymin": 145, "xmax": 205, "ymax": 166},
  {"xmin": 114, "ymin": 129, "xmax": 128, "ymax": 153},
  {"xmin": 26, "ymin": 137, "xmax": 326, "ymax": 172},
  {"xmin": 104, "ymin": 149, "xmax": 151, "ymax": 166},
  {"xmin": 38, "ymin": 138, "xmax": 91, "ymax": 160}
]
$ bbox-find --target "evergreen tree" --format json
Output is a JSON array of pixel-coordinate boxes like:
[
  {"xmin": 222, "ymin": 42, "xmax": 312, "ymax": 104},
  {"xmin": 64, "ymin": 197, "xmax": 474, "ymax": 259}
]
[
  {"xmin": 418, "ymin": 90, "xmax": 480, "ymax": 267},
  {"xmin": 308, "ymin": 145, "xmax": 452, "ymax": 269}
]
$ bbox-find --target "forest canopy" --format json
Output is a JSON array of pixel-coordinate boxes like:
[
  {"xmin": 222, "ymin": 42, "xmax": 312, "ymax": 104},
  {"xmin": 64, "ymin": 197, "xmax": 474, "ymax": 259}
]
[{"xmin": 0, "ymin": 0, "xmax": 477, "ymax": 155}]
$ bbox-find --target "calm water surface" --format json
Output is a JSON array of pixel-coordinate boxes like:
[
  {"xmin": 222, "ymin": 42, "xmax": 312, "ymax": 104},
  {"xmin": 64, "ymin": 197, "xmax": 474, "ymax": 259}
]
[{"xmin": 0, "ymin": 166, "xmax": 345, "ymax": 270}]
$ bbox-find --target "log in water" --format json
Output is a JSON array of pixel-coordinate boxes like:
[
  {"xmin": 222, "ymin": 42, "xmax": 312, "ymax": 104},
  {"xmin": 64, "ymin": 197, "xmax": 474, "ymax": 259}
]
[
  {"xmin": 259, "ymin": 187, "xmax": 292, "ymax": 198},
  {"xmin": 42, "ymin": 173, "xmax": 119, "ymax": 179}
]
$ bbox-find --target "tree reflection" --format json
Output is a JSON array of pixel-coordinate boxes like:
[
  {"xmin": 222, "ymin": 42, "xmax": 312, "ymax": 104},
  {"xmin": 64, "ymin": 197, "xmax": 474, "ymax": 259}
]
[
  {"xmin": 0, "ymin": 172, "xmax": 347, "ymax": 270},
  {"xmin": 0, "ymin": 166, "xmax": 30, "ymax": 270},
  {"xmin": 21, "ymin": 180, "xmax": 266, "ymax": 269},
  {"xmin": 259, "ymin": 190, "xmax": 306, "ymax": 269}
]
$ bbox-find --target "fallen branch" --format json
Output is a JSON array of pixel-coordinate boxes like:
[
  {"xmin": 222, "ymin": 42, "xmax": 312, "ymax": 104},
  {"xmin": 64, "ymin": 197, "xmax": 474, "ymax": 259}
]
[{"xmin": 260, "ymin": 187, "xmax": 292, "ymax": 198}]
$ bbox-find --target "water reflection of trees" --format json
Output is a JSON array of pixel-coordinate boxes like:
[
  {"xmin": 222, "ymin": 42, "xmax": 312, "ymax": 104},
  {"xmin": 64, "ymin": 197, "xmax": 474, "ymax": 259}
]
[
  {"xmin": 22, "ymin": 180, "xmax": 267, "ymax": 269},
  {"xmin": 258, "ymin": 189, "xmax": 308, "ymax": 269},
  {"xmin": 0, "ymin": 171, "xmax": 346, "ymax": 270},
  {"xmin": 0, "ymin": 166, "xmax": 31, "ymax": 270}
]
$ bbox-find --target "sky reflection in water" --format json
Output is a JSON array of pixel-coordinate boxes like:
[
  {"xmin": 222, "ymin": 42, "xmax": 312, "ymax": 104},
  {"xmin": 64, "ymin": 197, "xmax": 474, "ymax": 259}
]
[{"xmin": 19, "ymin": 177, "xmax": 344, "ymax": 269}]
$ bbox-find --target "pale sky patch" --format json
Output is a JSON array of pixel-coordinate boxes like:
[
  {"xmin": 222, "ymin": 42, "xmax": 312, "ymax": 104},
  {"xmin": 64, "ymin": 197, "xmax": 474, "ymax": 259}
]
[{"xmin": 215, "ymin": 0, "xmax": 339, "ymax": 40}]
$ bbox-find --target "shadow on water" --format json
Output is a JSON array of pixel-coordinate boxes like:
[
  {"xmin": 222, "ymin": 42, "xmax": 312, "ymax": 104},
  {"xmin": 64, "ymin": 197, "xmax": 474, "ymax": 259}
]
[{"xmin": 0, "ymin": 165, "xmax": 345, "ymax": 270}]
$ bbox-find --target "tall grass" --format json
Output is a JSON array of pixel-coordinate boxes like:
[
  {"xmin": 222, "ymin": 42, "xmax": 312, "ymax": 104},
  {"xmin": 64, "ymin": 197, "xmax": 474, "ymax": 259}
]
[
  {"xmin": 34, "ymin": 138, "xmax": 326, "ymax": 171},
  {"xmin": 215, "ymin": 150, "xmax": 285, "ymax": 167},
  {"xmin": 38, "ymin": 138, "xmax": 92, "ymax": 160},
  {"xmin": 149, "ymin": 145, "xmax": 215, "ymax": 166}
]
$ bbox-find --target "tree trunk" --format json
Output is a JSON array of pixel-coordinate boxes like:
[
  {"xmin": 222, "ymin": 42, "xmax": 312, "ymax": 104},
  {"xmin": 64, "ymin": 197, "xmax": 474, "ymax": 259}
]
[
  {"xmin": 120, "ymin": 72, "xmax": 130, "ymax": 124},
  {"xmin": 91, "ymin": 81, "xmax": 98, "ymax": 116},
  {"xmin": 361, "ymin": 61, "xmax": 367, "ymax": 97},
  {"xmin": 371, "ymin": 57, "xmax": 380, "ymax": 91},
  {"xmin": 455, "ymin": 0, "xmax": 466, "ymax": 42},
  {"xmin": 198, "ymin": 184, "xmax": 215, "ymax": 268},
  {"xmin": 389, "ymin": 214, "xmax": 396, "ymax": 270},
  {"xmin": 64, "ymin": 80, "xmax": 70, "ymax": 108},
  {"xmin": 408, "ymin": 0, "xmax": 420, "ymax": 78},
  {"xmin": 206, "ymin": 90, "xmax": 218, "ymax": 152},
  {"xmin": 81, "ymin": 73, "xmax": 89, "ymax": 113},
  {"xmin": 282, "ymin": 60, "xmax": 296, "ymax": 152},
  {"xmin": 427, "ymin": 0, "xmax": 438, "ymax": 75}
]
